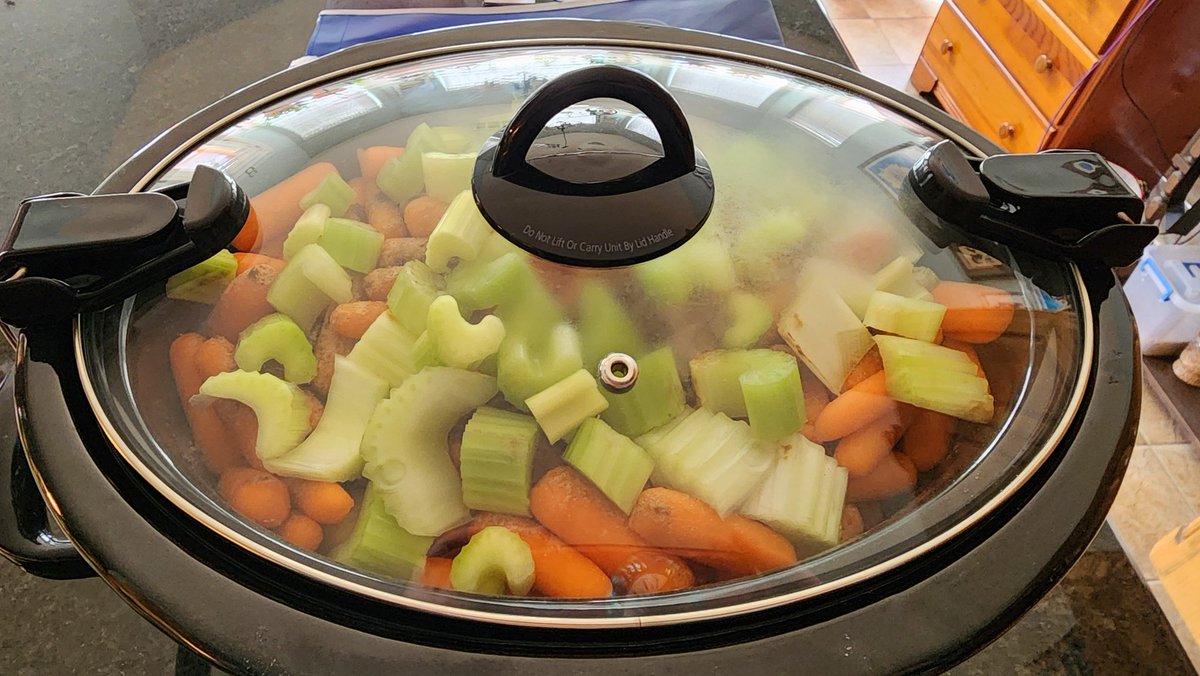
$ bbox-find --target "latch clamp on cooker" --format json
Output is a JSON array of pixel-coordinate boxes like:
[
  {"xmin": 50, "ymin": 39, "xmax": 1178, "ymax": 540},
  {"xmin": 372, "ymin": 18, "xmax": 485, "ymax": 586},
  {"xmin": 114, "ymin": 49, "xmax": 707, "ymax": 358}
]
[
  {"xmin": 0, "ymin": 166, "xmax": 250, "ymax": 329},
  {"xmin": 908, "ymin": 140, "xmax": 1157, "ymax": 268}
]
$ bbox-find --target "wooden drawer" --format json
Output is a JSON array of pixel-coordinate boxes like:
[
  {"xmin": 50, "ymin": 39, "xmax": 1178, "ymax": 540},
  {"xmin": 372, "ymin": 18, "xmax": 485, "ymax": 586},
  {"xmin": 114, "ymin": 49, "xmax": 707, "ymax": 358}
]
[
  {"xmin": 921, "ymin": 2, "xmax": 1050, "ymax": 152},
  {"xmin": 954, "ymin": 0, "xmax": 1096, "ymax": 119},
  {"xmin": 1041, "ymin": 0, "xmax": 1128, "ymax": 53}
]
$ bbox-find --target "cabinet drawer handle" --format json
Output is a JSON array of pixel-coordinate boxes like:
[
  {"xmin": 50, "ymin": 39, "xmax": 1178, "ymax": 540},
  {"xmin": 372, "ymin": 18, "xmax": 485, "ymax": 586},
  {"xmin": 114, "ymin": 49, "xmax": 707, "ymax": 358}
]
[
  {"xmin": 998, "ymin": 123, "xmax": 1016, "ymax": 139},
  {"xmin": 1034, "ymin": 54, "xmax": 1053, "ymax": 73},
  {"xmin": 939, "ymin": 39, "xmax": 955, "ymax": 55}
]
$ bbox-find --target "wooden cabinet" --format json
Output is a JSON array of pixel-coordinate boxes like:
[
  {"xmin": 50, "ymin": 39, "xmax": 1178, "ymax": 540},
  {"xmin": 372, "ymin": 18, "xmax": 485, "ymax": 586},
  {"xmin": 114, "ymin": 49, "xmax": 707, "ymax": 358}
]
[{"xmin": 913, "ymin": 0, "xmax": 1139, "ymax": 151}]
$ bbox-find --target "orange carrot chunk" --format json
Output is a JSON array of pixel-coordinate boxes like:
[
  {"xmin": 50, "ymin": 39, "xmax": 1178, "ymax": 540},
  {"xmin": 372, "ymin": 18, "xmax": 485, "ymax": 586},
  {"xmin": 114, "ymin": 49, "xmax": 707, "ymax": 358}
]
[
  {"xmin": 841, "ymin": 345, "xmax": 884, "ymax": 393},
  {"xmin": 931, "ymin": 281, "xmax": 1016, "ymax": 344},
  {"xmin": 196, "ymin": 336, "xmax": 237, "ymax": 376},
  {"xmin": 833, "ymin": 405, "xmax": 914, "ymax": 478},
  {"xmin": 329, "ymin": 301, "xmax": 388, "ymax": 339},
  {"xmin": 402, "ymin": 195, "xmax": 448, "ymax": 238},
  {"xmin": 277, "ymin": 512, "xmax": 324, "ymax": 550},
  {"xmin": 218, "ymin": 467, "xmax": 291, "ymax": 528},
  {"xmin": 846, "ymin": 452, "xmax": 918, "ymax": 501},
  {"xmin": 724, "ymin": 514, "xmax": 798, "ymax": 573},
  {"xmin": 474, "ymin": 513, "xmax": 613, "ymax": 598},
  {"xmin": 287, "ymin": 479, "xmax": 355, "ymax": 525},
  {"xmin": 233, "ymin": 252, "xmax": 286, "ymax": 275},
  {"xmin": 628, "ymin": 487, "xmax": 751, "ymax": 575},
  {"xmin": 208, "ymin": 263, "xmax": 278, "ymax": 341},
  {"xmin": 170, "ymin": 333, "xmax": 242, "ymax": 474},
  {"xmin": 812, "ymin": 371, "xmax": 896, "ymax": 442},
  {"xmin": 421, "ymin": 557, "xmax": 455, "ymax": 590},
  {"xmin": 902, "ymin": 409, "xmax": 955, "ymax": 472},
  {"xmin": 357, "ymin": 146, "xmax": 406, "ymax": 182}
]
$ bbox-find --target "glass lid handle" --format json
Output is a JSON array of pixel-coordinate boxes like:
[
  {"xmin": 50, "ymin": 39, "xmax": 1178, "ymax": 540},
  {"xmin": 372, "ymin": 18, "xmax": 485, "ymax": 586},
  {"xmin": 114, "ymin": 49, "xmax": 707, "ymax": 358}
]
[
  {"xmin": 473, "ymin": 65, "xmax": 715, "ymax": 268},
  {"xmin": 907, "ymin": 140, "xmax": 1157, "ymax": 268},
  {"xmin": 0, "ymin": 166, "xmax": 250, "ymax": 327}
]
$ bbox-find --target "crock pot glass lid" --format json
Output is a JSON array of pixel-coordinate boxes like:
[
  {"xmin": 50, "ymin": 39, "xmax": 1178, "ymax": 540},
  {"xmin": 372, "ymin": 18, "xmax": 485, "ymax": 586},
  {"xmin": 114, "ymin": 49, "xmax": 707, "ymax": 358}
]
[{"xmin": 77, "ymin": 44, "xmax": 1086, "ymax": 623}]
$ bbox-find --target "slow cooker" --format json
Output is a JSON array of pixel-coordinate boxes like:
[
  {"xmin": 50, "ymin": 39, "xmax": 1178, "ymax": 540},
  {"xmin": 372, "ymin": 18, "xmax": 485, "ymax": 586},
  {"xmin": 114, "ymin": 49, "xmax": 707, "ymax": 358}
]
[{"xmin": 0, "ymin": 20, "xmax": 1156, "ymax": 674}]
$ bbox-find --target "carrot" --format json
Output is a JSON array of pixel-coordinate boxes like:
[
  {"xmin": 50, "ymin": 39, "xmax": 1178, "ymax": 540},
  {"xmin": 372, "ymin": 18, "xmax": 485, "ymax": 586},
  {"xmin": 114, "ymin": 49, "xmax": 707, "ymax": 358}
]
[
  {"xmin": 170, "ymin": 333, "xmax": 242, "ymax": 474},
  {"xmin": 363, "ymin": 267, "xmax": 401, "ymax": 301},
  {"xmin": 245, "ymin": 163, "xmax": 338, "ymax": 253},
  {"xmin": 379, "ymin": 237, "xmax": 428, "ymax": 267},
  {"xmin": 628, "ymin": 487, "xmax": 751, "ymax": 575},
  {"xmin": 197, "ymin": 336, "xmax": 236, "ymax": 376},
  {"xmin": 234, "ymin": 252, "xmax": 286, "ymax": 275},
  {"xmin": 357, "ymin": 146, "xmax": 405, "ymax": 182},
  {"xmin": 931, "ymin": 281, "xmax": 1015, "ymax": 344},
  {"xmin": 840, "ymin": 505, "xmax": 865, "ymax": 541},
  {"xmin": 312, "ymin": 315, "xmax": 356, "ymax": 396},
  {"xmin": 846, "ymin": 452, "xmax": 918, "ymax": 501},
  {"xmin": 942, "ymin": 339, "xmax": 986, "ymax": 378},
  {"xmin": 231, "ymin": 206, "xmax": 262, "ymax": 252},
  {"xmin": 833, "ymin": 404, "xmax": 914, "ymax": 478},
  {"xmin": 421, "ymin": 556, "xmax": 454, "ymax": 590},
  {"xmin": 474, "ymin": 513, "xmax": 613, "ymax": 598},
  {"xmin": 329, "ymin": 301, "xmax": 387, "ymax": 339},
  {"xmin": 218, "ymin": 467, "xmax": 291, "ymax": 528},
  {"xmin": 277, "ymin": 512, "xmax": 324, "ymax": 550},
  {"xmin": 208, "ymin": 263, "xmax": 278, "ymax": 341},
  {"xmin": 903, "ymin": 409, "xmax": 955, "ymax": 472},
  {"xmin": 348, "ymin": 176, "xmax": 381, "ymax": 208},
  {"xmin": 224, "ymin": 403, "xmax": 264, "ymax": 470},
  {"xmin": 724, "ymin": 514, "xmax": 797, "ymax": 573},
  {"xmin": 367, "ymin": 195, "xmax": 409, "ymax": 238},
  {"xmin": 402, "ymin": 196, "xmax": 447, "ymax": 238},
  {"xmin": 812, "ymin": 371, "xmax": 895, "ymax": 442},
  {"xmin": 530, "ymin": 466, "xmax": 693, "ymax": 592},
  {"xmin": 841, "ymin": 345, "xmax": 883, "ymax": 392},
  {"xmin": 287, "ymin": 479, "xmax": 355, "ymax": 525},
  {"xmin": 798, "ymin": 366, "xmax": 830, "ymax": 441}
]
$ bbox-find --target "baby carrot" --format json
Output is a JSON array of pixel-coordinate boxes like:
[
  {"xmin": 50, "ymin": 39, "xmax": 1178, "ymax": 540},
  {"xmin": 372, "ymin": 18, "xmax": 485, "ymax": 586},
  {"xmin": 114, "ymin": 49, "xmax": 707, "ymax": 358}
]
[
  {"xmin": 367, "ymin": 195, "xmax": 409, "ymax": 238},
  {"xmin": 170, "ymin": 333, "xmax": 242, "ymax": 474},
  {"xmin": 611, "ymin": 551, "xmax": 695, "ymax": 595},
  {"xmin": 474, "ymin": 512, "xmax": 613, "ymax": 598},
  {"xmin": 312, "ymin": 315, "xmax": 356, "ymax": 396},
  {"xmin": 724, "ymin": 514, "xmax": 797, "ymax": 573},
  {"xmin": 329, "ymin": 301, "xmax": 388, "ymax": 339},
  {"xmin": 196, "ymin": 336, "xmax": 237, "ymax": 376},
  {"xmin": 931, "ymin": 281, "xmax": 1016, "ymax": 344},
  {"xmin": 247, "ymin": 163, "xmax": 338, "ymax": 252},
  {"xmin": 218, "ymin": 467, "xmax": 291, "ymax": 528},
  {"xmin": 840, "ymin": 505, "xmax": 864, "ymax": 541},
  {"xmin": 402, "ymin": 196, "xmax": 447, "ymax": 238},
  {"xmin": 357, "ymin": 146, "xmax": 405, "ymax": 182},
  {"xmin": 798, "ymin": 366, "xmax": 830, "ymax": 442},
  {"xmin": 841, "ymin": 345, "xmax": 883, "ymax": 393},
  {"xmin": 277, "ymin": 512, "xmax": 324, "ymax": 551},
  {"xmin": 812, "ymin": 371, "xmax": 896, "ymax": 442},
  {"xmin": 379, "ymin": 238, "xmax": 428, "ymax": 267},
  {"xmin": 846, "ymin": 452, "xmax": 918, "ymax": 502},
  {"xmin": 223, "ymin": 403, "xmax": 264, "ymax": 470},
  {"xmin": 348, "ymin": 175, "xmax": 381, "ymax": 207},
  {"xmin": 208, "ymin": 263, "xmax": 278, "ymax": 341},
  {"xmin": 287, "ymin": 479, "xmax": 355, "ymax": 525},
  {"xmin": 628, "ymin": 488, "xmax": 749, "ymax": 575},
  {"xmin": 902, "ymin": 409, "xmax": 955, "ymax": 472},
  {"xmin": 363, "ymin": 267, "xmax": 401, "ymax": 301},
  {"xmin": 230, "ymin": 206, "xmax": 262, "ymax": 252},
  {"xmin": 233, "ymin": 252, "xmax": 286, "ymax": 275},
  {"xmin": 421, "ymin": 557, "xmax": 454, "ymax": 590},
  {"xmin": 834, "ymin": 405, "xmax": 914, "ymax": 478}
]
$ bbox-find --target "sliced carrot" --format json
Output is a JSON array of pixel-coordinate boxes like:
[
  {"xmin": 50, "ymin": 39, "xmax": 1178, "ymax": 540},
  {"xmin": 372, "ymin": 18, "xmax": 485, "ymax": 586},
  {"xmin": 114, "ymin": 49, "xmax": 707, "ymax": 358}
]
[
  {"xmin": 170, "ymin": 333, "xmax": 242, "ymax": 474},
  {"xmin": 277, "ymin": 512, "xmax": 324, "ymax": 550},
  {"xmin": 628, "ymin": 487, "xmax": 751, "ymax": 575},
  {"xmin": 724, "ymin": 514, "xmax": 797, "ymax": 573},
  {"xmin": 846, "ymin": 452, "xmax": 918, "ymax": 501},
  {"xmin": 931, "ymin": 281, "xmax": 1016, "ymax": 344},
  {"xmin": 841, "ymin": 345, "xmax": 883, "ymax": 393},
  {"xmin": 833, "ymin": 404, "xmax": 915, "ymax": 478},
  {"xmin": 421, "ymin": 557, "xmax": 454, "ymax": 590},
  {"xmin": 402, "ymin": 195, "xmax": 447, "ymax": 238},
  {"xmin": 357, "ymin": 146, "xmax": 405, "ymax": 182},
  {"xmin": 287, "ymin": 479, "xmax": 355, "ymax": 525},
  {"xmin": 218, "ymin": 467, "xmax": 291, "ymax": 528},
  {"xmin": 329, "ymin": 301, "xmax": 388, "ymax": 339},
  {"xmin": 474, "ymin": 513, "xmax": 613, "ymax": 598},
  {"xmin": 233, "ymin": 252, "xmax": 286, "ymax": 275},
  {"xmin": 812, "ymin": 371, "xmax": 895, "ymax": 442},
  {"xmin": 840, "ymin": 505, "xmax": 864, "ymax": 541},
  {"xmin": 903, "ymin": 409, "xmax": 955, "ymax": 472},
  {"xmin": 208, "ymin": 263, "xmax": 278, "ymax": 341},
  {"xmin": 248, "ymin": 163, "xmax": 338, "ymax": 253},
  {"xmin": 367, "ymin": 195, "xmax": 408, "ymax": 238}
]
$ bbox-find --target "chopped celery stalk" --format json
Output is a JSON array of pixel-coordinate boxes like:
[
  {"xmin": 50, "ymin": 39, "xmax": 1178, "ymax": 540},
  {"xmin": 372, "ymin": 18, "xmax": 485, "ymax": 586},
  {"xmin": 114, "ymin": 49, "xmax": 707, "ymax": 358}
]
[
  {"xmin": 874, "ymin": 335, "xmax": 994, "ymax": 423},
  {"xmin": 497, "ymin": 323, "xmax": 583, "ymax": 411},
  {"xmin": 636, "ymin": 407, "xmax": 774, "ymax": 515},
  {"xmin": 578, "ymin": 281, "xmax": 645, "ymax": 370},
  {"xmin": 282, "ymin": 204, "xmax": 330, "ymax": 261},
  {"xmin": 739, "ymin": 358, "xmax": 806, "ymax": 441},
  {"xmin": 636, "ymin": 235, "xmax": 735, "ymax": 304},
  {"xmin": 778, "ymin": 269, "xmax": 874, "ymax": 392},
  {"xmin": 474, "ymin": 230, "xmax": 521, "ymax": 264},
  {"xmin": 299, "ymin": 171, "xmax": 356, "ymax": 218},
  {"xmin": 912, "ymin": 265, "xmax": 940, "ymax": 291},
  {"xmin": 863, "ymin": 291, "xmax": 946, "ymax": 342},
  {"xmin": 524, "ymin": 369, "xmax": 609, "ymax": 443},
  {"xmin": 731, "ymin": 209, "xmax": 809, "ymax": 287},
  {"xmin": 803, "ymin": 258, "xmax": 875, "ymax": 319},
  {"xmin": 722, "ymin": 292, "xmax": 773, "ymax": 349},
  {"xmin": 319, "ymin": 217, "xmax": 384, "ymax": 273},
  {"xmin": 450, "ymin": 526, "xmax": 535, "ymax": 596},
  {"xmin": 635, "ymin": 407, "xmax": 690, "ymax": 465},
  {"xmin": 165, "ymin": 250, "xmax": 236, "ymax": 304},
  {"xmin": 459, "ymin": 407, "xmax": 539, "ymax": 515},
  {"xmin": 431, "ymin": 126, "xmax": 472, "ymax": 153},
  {"xmin": 347, "ymin": 311, "xmax": 436, "ymax": 388},
  {"xmin": 422, "ymin": 152, "xmax": 475, "ymax": 204},
  {"xmin": 445, "ymin": 252, "xmax": 538, "ymax": 314},
  {"xmin": 376, "ymin": 122, "xmax": 445, "ymax": 202},
  {"xmin": 386, "ymin": 260, "xmax": 442, "ymax": 334},
  {"xmin": 741, "ymin": 434, "xmax": 847, "ymax": 551},
  {"xmin": 234, "ymin": 313, "xmax": 317, "ymax": 383},
  {"xmin": 874, "ymin": 257, "xmax": 935, "ymax": 301},
  {"xmin": 563, "ymin": 418, "xmax": 654, "ymax": 513},
  {"xmin": 600, "ymin": 346, "xmax": 685, "ymax": 438},
  {"xmin": 333, "ymin": 484, "xmax": 432, "ymax": 581},
  {"xmin": 196, "ymin": 370, "xmax": 312, "ymax": 461},
  {"xmin": 689, "ymin": 349, "xmax": 794, "ymax": 419},
  {"xmin": 264, "ymin": 356, "xmax": 387, "ymax": 481},
  {"xmin": 267, "ymin": 243, "xmax": 353, "ymax": 329},
  {"xmin": 360, "ymin": 367, "xmax": 497, "ymax": 536},
  {"xmin": 426, "ymin": 295, "xmax": 505, "ymax": 370},
  {"xmin": 497, "ymin": 279, "xmax": 565, "ymax": 344},
  {"xmin": 425, "ymin": 191, "xmax": 494, "ymax": 272}
]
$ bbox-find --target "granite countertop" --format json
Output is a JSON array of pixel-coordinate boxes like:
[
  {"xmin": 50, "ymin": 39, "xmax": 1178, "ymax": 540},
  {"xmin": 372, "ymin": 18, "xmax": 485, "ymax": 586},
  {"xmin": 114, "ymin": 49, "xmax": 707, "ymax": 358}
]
[{"xmin": 0, "ymin": 1, "xmax": 1191, "ymax": 673}]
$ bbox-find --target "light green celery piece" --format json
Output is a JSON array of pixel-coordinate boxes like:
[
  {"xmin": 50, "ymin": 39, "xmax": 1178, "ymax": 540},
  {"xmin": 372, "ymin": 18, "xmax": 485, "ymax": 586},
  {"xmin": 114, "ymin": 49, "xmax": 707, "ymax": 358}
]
[
  {"xmin": 802, "ymin": 258, "xmax": 876, "ymax": 319},
  {"xmin": 732, "ymin": 208, "xmax": 809, "ymax": 287},
  {"xmin": 874, "ymin": 257, "xmax": 935, "ymax": 301},
  {"xmin": 360, "ymin": 367, "xmax": 497, "ymax": 536},
  {"xmin": 739, "ymin": 357, "xmax": 806, "ymax": 441},
  {"xmin": 496, "ymin": 279, "xmax": 566, "ymax": 344},
  {"xmin": 741, "ymin": 434, "xmax": 846, "ymax": 552},
  {"xmin": 474, "ymin": 230, "xmax": 522, "ymax": 264},
  {"xmin": 688, "ymin": 349, "xmax": 794, "ymax": 419},
  {"xmin": 234, "ymin": 313, "xmax": 317, "ymax": 383},
  {"xmin": 319, "ymin": 217, "xmax": 384, "ymax": 273},
  {"xmin": 264, "ymin": 356, "xmax": 387, "ymax": 481},
  {"xmin": 332, "ymin": 484, "xmax": 432, "ymax": 581},
  {"xmin": 497, "ymin": 323, "xmax": 583, "ymax": 411},
  {"xmin": 450, "ymin": 526, "xmax": 535, "ymax": 596},
  {"xmin": 282, "ymin": 204, "xmax": 331, "ymax": 261},
  {"xmin": 634, "ymin": 250, "xmax": 691, "ymax": 304},
  {"xmin": 426, "ymin": 191, "xmax": 494, "ymax": 272},
  {"xmin": 459, "ymin": 406, "xmax": 539, "ymax": 515},
  {"xmin": 165, "ymin": 250, "xmax": 236, "ymax": 304},
  {"xmin": 267, "ymin": 243, "xmax": 353, "ymax": 329},
  {"xmin": 912, "ymin": 265, "xmax": 940, "ymax": 291},
  {"xmin": 376, "ymin": 122, "xmax": 445, "ymax": 203},
  {"xmin": 446, "ymin": 252, "xmax": 538, "ymax": 314},
  {"xmin": 863, "ymin": 290, "xmax": 946, "ymax": 342},
  {"xmin": 577, "ymin": 280, "xmax": 646, "ymax": 370},
  {"xmin": 422, "ymin": 152, "xmax": 476, "ymax": 204},
  {"xmin": 197, "ymin": 370, "xmax": 312, "ymax": 461},
  {"xmin": 563, "ymin": 418, "xmax": 654, "ymax": 513},
  {"xmin": 431, "ymin": 126, "xmax": 473, "ymax": 153},
  {"xmin": 874, "ymin": 334, "xmax": 994, "ymax": 423},
  {"xmin": 524, "ymin": 369, "xmax": 609, "ymax": 443},
  {"xmin": 386, "ymin": 260, "xmax": 442, "ymax": 335},
  {"xmin": 778, "ymin": 268, "xmax": 874, "ymax": 392},
  {"xmin": 635, "ymin": 235, "xmax": 735, "ymax": 304},
  {"xmin": 347, "ymin": 310, "xmax": 436, "ymax": 388},
  {"xmin": 722, "ymin": 292, "xmax": 774, "ymax": 349},
  {"xmin": 426, "ymin": 295, "xmax": 505, "ymax": 370},
  {"xmin": 600, "ymin": 346, "xmax": 685, "ymax": 438},
  {"xmin": 299, "ymin": 171, "xmax": 356, "ymax": 218}
]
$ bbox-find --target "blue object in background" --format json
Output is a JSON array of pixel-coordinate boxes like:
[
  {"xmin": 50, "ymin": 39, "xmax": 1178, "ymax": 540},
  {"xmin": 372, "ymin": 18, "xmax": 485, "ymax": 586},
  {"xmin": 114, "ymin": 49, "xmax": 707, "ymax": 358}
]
[{"xmin": 306, "ymin": 0, "xmax": 785, "ymax": 56}]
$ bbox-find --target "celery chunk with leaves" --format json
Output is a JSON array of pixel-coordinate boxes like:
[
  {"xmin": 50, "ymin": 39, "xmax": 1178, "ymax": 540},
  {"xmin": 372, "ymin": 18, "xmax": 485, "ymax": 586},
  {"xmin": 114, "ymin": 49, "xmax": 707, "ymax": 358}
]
[
  {"xmin": 451, "ymin": 526, "xmax": 535, "ymax": 596},
  {"xmin": 282, "ymin": 204, "xmax": 330, "ymax": 261},
  {"xmin": 564, "ymin": 418, "xmax": 654, "ymax": 513},
  {"xmin": 874, "ymin": 335, "xmax": 994, "ymax": 423},
  {"xmin": 386, "ymin": 260, "xmax": 442, "ymax": 335},
  {"xmin": 459, "ymin": 407, "xmax": 539, "ymax": 515},
  {"xmin": 333, "ymin": 483, "xmax": 432, "ymax": 581},
  {"xmin": 235, "ymin": 313, "xmax": 317, "ymax": 383},
  {"xmin": 426, "ymin": 191, "xmax": 494, "ymax": 272},
  {"xmin": 600, "ymin": 346, "xmax": 685, "ymax": 438},
  {"xmin": 319, "ymin": 217, "xmax": 384, "ymax": 273},
  {"xmin": 525, "ymin": 369, "xmax": 609, "ymax": 443},
  {"xmin": 497, "ymin": 323, "xmax": 583, "ymax": 411},
  {"xmin": 426, "ymin": 295, "xmax": 505, "ymax": 370},
  {"xmin": 299, "ymin": 171, "xmax": 356, "ymax": 218},
  {"xmin": 166, "ymin": 250, "xmax": 237, "ymax": 304},
  {"xmin": 741, "ymin": 434, "xmax": 846, "ymax": 552},
  {"xmin": 196, "ymin": 370, "xmax": 312, "ymax": 461}
]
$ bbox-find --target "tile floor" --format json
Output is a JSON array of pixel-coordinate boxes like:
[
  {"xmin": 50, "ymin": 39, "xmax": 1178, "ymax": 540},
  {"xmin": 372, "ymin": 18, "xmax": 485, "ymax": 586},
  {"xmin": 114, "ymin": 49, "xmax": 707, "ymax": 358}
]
[{"xmin": 818, "ymin": 0, "xmax": 939, "ymax": 92}]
